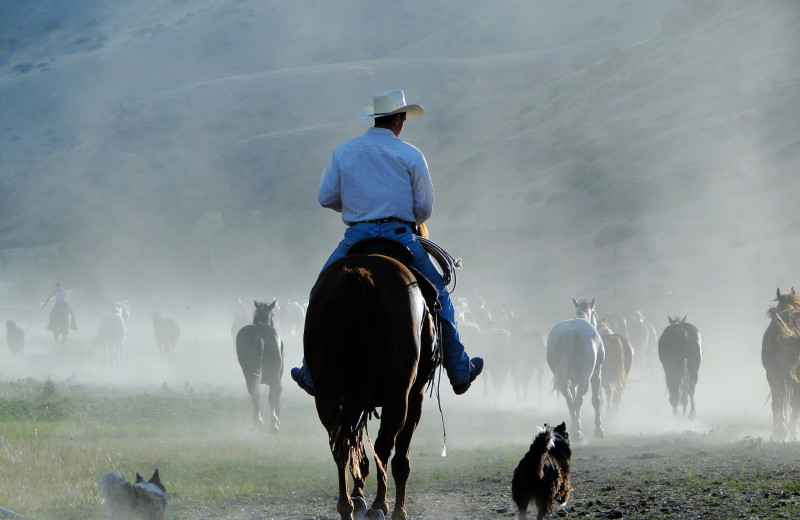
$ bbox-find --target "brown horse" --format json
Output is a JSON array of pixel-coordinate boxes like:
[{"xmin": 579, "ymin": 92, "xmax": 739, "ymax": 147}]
[
  {"xmin": 304, "ymin": 252, "xmax": 436, "ymax": 520},
  {"xmin": 657, "ymin": 315, "xmax": 702, "ymax": 420},
  {"xmin": 236, "ymin": 300, "xmax": 283, "ymax": 433},
  {"xmin": 762, "ymin": 287, "xmax": 800, "ymax": 441},
  {"xmin": 597, "ymin": 317, "xmax": 634, "ymax": 411}
]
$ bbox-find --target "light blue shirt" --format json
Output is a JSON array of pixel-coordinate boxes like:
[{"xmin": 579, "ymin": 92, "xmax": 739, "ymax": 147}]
[{"xmin": 318, "ymin": 127, "xmax": 434, "ymax": 225}]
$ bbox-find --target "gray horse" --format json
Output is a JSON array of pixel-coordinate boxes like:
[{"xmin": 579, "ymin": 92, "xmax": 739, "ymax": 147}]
[{"xmin": 547, "ymin": 298, "xmax": 605, "ymax": 442}]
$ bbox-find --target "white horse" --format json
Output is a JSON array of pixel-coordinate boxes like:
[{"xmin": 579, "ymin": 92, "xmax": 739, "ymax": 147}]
[
  {"xmin": 547, "ymin": 298, "xmax": 605, "ymax": 442},
  {"xmin": 96, "ymin": 301, "xmax": 130, "ymax": 367}
]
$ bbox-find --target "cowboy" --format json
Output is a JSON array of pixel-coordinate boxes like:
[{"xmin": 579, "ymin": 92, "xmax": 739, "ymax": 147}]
[
  {"xmin": 291, "ymin": 89, "xmax": 483, "ymax": 396},
  {"xmin": 42, "ymin": 281, "xmax": 78, "ymax": 330}
]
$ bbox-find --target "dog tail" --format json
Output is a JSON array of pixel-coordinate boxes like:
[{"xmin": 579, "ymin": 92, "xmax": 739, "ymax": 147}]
[
  {"xmin": 531, "ymin": 425, "xmax": 554, "ymax": 477},
  {"xmin": 98, "ymin": 471, "xmax": 127, "ymax": 499}
]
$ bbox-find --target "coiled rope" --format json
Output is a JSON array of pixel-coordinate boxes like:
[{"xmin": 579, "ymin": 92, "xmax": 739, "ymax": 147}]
[{"xmin": 417, "ymin": 236, "xmax": 462, "ymax": 292}]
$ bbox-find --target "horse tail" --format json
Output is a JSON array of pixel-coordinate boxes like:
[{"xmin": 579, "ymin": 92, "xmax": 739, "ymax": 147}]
[
  {"xmin": 330, "ymin": 265, "xmax": 378, "ymax": 481},
  {"xmin": 604, "ymin": 337, "xmax": 629, "ymax": 394},
  {"xmin": 551, "ymin": 350, "xmax": 574, "ymax": 404},
  {"xmin": 680, "ymin": 359, "xmax": 691, "ymax": 399},
  {"xmin": 236, "ymin": 325, "xmax": 264, "ymax": 395}
]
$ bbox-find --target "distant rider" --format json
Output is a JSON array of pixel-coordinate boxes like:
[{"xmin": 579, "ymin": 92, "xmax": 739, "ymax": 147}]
[{"xmin": 42, "ymin": 281, "xmax": 78, "ymax": 330}]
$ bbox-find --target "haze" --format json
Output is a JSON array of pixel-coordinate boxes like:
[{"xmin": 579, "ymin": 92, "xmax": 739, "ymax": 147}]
[{"xmin": 1, "ymin": 0, "xmax": 799, "ymax": 441}]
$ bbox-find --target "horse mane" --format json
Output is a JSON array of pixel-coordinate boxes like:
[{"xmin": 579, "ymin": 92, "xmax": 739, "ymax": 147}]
[
  {"xmin": 767, "ymin": 288, "xmax": 800, "ymax": 338},
  {"xmin": 767, "ymin": 291, "xmax": 800, "ymax": 338},
  {"xmin": 596, "ymin": 317, "xmax": 613, "ymax": 334}
]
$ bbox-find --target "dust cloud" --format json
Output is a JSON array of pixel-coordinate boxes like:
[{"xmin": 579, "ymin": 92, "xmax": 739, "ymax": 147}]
[{"xmin": 1, "ymin": 0, "xmax": 799, "ymax": 446}]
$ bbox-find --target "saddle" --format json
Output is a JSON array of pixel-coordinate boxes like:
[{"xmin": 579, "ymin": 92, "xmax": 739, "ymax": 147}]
[{"xmin": 347, "ymin": 237, "xmax": 440, "ymax": 313}]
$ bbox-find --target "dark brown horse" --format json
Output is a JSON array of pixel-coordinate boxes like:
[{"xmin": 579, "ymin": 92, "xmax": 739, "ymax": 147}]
[
  {"xmin": 762, "ymin": 287, "xmax": 800, "ymax": 441},
  {"xmin": 657, "ymin": 315, "xmax": 702, "ymax": 419},
  {"xmin": 151, "ymin": 311, "xmax": 180, "ymax": 360},
  {"xmin": 49, "ymin": 302, "xmax": 70, "ymax": 347},
  {"xmin": 236, "ymin": 300, "xmax": 284, "ymax": 433},
  {"xmin": 304, "ymin": 252, "xmax": 435, "ymax": 520}
]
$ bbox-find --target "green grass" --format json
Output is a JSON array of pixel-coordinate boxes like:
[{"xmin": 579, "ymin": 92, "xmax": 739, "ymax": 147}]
[
  {"xmin": 0, "ymin": 379, "xmax": 525, "ymax": 520},
  {"xmin": 6, "ymin": 378, "xmax": 800, "ymax": 520},
  {"xmin": 0, "ymin": 379, "xmax": 342, "ymax": 519}
]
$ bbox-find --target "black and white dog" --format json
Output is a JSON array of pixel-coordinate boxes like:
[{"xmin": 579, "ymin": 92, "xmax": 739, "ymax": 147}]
[{"xmin": 511, "ymin": 422, "xmax": 571, "ymax": 520}]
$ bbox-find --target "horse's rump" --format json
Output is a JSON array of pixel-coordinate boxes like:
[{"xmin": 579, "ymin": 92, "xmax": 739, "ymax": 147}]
[
  {"xmin": 658, "ymin": 323, "xmax": 701, "ymax": 367},
  {"xmin": 547, "ymin": 319, "xmax": 603, "ymax": 392},
  {"xmin": 601, "ymin": 334, "xmax": 633, "ymax": 393},
  {"xmin": 305, "ymin": 255, "xmax": 427, "ymax": 473},
  {"xmin": 236, "ymin": 324, "xmax": 282, "ymax": 386}
]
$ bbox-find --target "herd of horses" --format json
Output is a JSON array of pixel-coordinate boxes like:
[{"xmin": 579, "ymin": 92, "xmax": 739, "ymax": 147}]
[
  {"xmin": 4, "ymin": 301, "xmax": 181, "ymax": 368},
  {"xmin": 229, "ymin": 256, "xmax": 800, "ymax": 520}
]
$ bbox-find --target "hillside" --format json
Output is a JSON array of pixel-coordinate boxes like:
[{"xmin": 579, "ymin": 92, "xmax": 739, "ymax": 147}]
[{"xmin": 1, "ymin": 0, "xmax": 798, "ymax": 335}]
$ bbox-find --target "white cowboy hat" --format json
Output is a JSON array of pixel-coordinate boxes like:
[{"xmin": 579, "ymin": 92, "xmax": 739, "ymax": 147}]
[{"xmin": 357, "ymin": 90, "xmax": 424, "ymax": 119}]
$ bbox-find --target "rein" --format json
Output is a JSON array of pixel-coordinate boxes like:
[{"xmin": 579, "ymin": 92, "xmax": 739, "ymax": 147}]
[{"xmin": 426, "ymin": 312, "xmax": 448, "ymax": 457}]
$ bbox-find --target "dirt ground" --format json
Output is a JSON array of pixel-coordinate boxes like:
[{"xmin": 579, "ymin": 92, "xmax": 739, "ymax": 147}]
[
  {"xmin": 180, "ymin": 426, "xmax": 800, "ymax": 520},
  {"xmin": 176, "ymin": 432, "xmax": 800, "ymax": 520}
]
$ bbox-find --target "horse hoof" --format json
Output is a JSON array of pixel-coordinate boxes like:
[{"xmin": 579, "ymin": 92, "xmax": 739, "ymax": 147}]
[
  {"xmin": 352, "ymin": 497, "xmax": 367, "ymax": 520},
  {"xmin": 365, "ymin": 508, "xmax": 385, "ymax": 520},
  {"xmin": 595, "ymin": 427, "xmax": 605, "ymax": 439}
]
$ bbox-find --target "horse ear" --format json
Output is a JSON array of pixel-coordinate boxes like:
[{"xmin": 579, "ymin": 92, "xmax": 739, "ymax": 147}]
[
  {"xmin": 590, "ymin": 298, "xmax": 596, "ymax": 308},
  {"xmin": 150, "ymin": 469, "xmax": 160, "ymax": 484},
  {"xmin": 572, "ymin": 297, "xmax": 579, "ymax": 307},
  {"xmin": 682, "ymin": 314, "xmax": 687, "ymax": 323},
  {"xmin": 778, "ymin": 288, "xmax": 782, "ymax": 298},
  {"xmin": 135, "ymin": 473, "xmax": 144, "ymax": 483},
  {"xmin": 792, "ymin": 287, "xmax": 796, "ymax": 296},
  {"xmin": 268, "ymin": 299, "xmax": 277, "ymax": 310},
  {"xmin": 668, "ymin": 315, "xmax": 674, "ymax": 324}
]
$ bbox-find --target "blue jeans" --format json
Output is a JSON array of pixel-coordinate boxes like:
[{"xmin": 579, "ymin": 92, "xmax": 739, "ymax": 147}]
[{"xmin": 303, "ymin": 221, "xmax": 472, "ymax": 386}]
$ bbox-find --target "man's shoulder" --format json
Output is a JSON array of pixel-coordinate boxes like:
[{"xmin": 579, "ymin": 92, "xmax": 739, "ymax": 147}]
[
  {"xmin": 333, "ymin": 131, "xmax": 372, "ymax": 152},
  {"xmin": 334, "ymin": 128, "xmax": 424, "ymax": 158}
]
